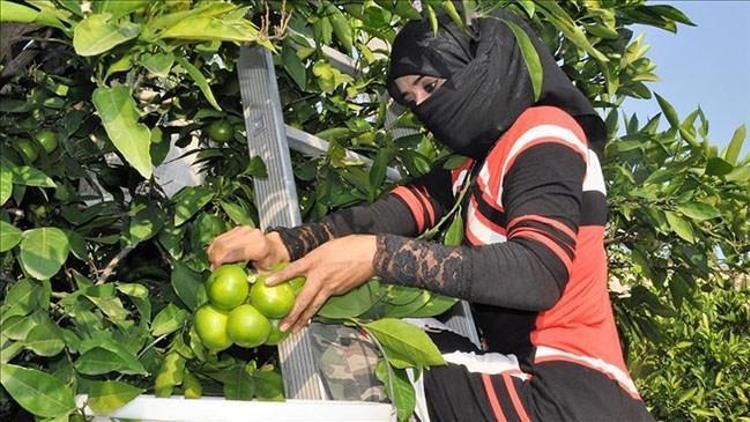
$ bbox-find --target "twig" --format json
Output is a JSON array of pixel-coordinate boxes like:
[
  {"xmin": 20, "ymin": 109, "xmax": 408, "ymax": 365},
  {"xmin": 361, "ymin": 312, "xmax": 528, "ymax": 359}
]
[
  {"xmin": 15, "ymin": 36, "xmax": 71, "ymax": 46},
  {"xmin": 95, "ymin": 246, "xmax": 134, "ymax": 285}
]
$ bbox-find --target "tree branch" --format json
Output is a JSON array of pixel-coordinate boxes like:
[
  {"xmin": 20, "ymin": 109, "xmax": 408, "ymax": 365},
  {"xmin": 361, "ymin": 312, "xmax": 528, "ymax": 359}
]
[{"xmin": 95, "ymin": 246, "xmax": 134, "ymax": 285}]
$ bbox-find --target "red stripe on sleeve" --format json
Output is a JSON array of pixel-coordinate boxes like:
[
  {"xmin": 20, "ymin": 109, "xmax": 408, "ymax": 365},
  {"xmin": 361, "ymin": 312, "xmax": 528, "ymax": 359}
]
[
  {"xmin": 510, "ymin": 228, "xmax": 573, "ymax": 273},
  {"xmin": 507, "ymin": 214, "xmax": 578, "ymax": 241},
  {"xmin": 414, "ymin": 186, "xmax": 436, "ymax": 227},
  {"xmin": 391, "ymin": 187, "xmax": 426, "ymax": 232}
]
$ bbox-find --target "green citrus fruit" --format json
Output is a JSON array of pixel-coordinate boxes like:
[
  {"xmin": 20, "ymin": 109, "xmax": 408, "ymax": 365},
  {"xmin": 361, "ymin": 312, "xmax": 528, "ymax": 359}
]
[
  {"xmin": 17, "ymin": 138, "xmax": 39, "ymax": 162},
  {"xmin": 265, "ymin": 319, "xmax": 290, "ymax": 345},
  {"xmin": 34, "ymin": 130, "xmax": 58, "ymax": 153},
  {"xmin": 194, "ymin": 305, "xmax": 232, "ymax": 351},
  {"xmin": 226, "ymin": 304, "xmax": 271, "ymax": 348},
  {"xmin": 206, "ymin": 120, "xmax": 233, "ymax": 143},
  {"xmin": 249, "ymin": 274, "xmax": 295, "ymax": 319},
  {"xmin": 207, "ymin": 264, "xmax": 249, "ymax": 310}
]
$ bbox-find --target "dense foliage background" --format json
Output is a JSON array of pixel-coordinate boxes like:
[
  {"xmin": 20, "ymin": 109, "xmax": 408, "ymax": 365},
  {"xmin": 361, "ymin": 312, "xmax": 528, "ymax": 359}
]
[{"xmin": 0, "ymin": 0, "xmax": 748, "ymax": 420}]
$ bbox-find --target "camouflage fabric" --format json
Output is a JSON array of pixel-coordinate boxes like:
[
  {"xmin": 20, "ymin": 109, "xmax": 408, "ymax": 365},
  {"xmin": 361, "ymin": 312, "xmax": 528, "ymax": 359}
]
[{"xmin": 311, "ymin": 323, "xmax": 387, "ymax": 402}]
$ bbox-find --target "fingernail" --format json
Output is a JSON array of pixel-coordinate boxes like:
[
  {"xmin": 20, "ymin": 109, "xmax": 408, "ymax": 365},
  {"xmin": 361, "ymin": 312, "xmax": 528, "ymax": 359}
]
[
  {"xmin": 279, "ymin": 322, "xmax": 289, "ymax": 332},
  {"xmin": 265, "ymin": 276, "xmax": 275, "ymax": 286}
]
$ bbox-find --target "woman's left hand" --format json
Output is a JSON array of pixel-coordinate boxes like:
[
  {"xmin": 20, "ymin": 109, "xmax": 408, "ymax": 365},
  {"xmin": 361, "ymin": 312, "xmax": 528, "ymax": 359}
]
[{"xmin": 265, "ymin": 234, "xmax": 378, "ymax": 333}]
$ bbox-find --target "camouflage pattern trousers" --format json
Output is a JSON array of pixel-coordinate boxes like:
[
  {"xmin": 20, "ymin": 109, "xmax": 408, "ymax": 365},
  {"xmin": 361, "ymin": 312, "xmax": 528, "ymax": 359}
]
[{"xmin": 311, "ymin": 323, "xmax": 388, "ymax": 402}]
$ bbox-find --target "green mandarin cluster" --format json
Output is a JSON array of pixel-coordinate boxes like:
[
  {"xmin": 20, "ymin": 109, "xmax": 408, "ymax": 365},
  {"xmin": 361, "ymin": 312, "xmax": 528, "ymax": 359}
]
[{"xmin": 193, "ymin": 264, "xmax": 304, "ymax": 351}]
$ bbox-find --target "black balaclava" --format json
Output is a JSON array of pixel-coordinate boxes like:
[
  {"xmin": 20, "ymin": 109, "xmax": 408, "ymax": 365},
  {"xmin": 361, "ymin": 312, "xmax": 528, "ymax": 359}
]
[{"xmin": 386, "ymin": 9, "xmax": 606, "ymax": 160}]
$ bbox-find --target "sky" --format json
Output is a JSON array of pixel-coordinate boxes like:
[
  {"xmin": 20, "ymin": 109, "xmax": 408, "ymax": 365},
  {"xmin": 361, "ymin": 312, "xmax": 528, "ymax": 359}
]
[{"xmin": 621, "ymin": 1, "xmax": 750, "ymax": 157}]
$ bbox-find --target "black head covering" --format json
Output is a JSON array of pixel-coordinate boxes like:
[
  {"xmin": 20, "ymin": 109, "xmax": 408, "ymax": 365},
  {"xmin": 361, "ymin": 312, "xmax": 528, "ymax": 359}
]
[{"xmin": 386, "ymin": 9, "xmax": 606, "ymax": 160}]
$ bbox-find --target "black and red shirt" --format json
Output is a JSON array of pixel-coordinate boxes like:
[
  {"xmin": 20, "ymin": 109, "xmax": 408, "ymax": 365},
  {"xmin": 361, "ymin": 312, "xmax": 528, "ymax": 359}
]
[{"xmin": 273, "ymin": 105, "xmax": 638, "ymax": 400}]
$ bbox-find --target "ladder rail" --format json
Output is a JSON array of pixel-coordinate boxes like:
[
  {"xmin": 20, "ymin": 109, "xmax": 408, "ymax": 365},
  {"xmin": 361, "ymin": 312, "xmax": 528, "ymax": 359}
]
[{"xmin": 237, "ymin": 43, "xmax": 481, "ymax": 401}]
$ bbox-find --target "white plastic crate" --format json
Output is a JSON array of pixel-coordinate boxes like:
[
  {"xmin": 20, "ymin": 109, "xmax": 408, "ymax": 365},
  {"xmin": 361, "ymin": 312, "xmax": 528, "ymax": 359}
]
[{"xmin": 76, "ymin": 395, "xmax": 395, "ymax": 422}]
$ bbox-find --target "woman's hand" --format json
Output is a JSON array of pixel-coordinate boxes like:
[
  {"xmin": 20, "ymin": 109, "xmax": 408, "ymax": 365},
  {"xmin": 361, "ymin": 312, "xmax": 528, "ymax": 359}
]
[
  {"xmin": 207, "ymin": 226, "xmax": 289, "ymax": 270},
  {"xmin": 265, "ymin": 234, "xmax": 378, "ymax": 333}
]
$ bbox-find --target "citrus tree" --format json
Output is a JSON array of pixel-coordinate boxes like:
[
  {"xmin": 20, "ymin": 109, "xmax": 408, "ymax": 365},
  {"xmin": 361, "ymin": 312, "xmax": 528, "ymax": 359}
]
[{"xmin": 1, "ymin": 0, "xmax": 748, "ymax": 421}]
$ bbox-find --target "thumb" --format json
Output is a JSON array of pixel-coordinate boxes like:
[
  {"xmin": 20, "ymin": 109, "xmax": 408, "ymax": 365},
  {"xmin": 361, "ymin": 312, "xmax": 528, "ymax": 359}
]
[{"xmin": 266, "ymin": 258, "xmax": 309, "ymax": 286}]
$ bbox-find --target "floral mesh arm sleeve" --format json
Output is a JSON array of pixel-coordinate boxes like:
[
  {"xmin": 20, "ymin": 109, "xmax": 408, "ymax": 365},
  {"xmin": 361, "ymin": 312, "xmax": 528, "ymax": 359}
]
[{"xmin": 270, "ymin": 165, "xmax": 455, "ymax": 261}]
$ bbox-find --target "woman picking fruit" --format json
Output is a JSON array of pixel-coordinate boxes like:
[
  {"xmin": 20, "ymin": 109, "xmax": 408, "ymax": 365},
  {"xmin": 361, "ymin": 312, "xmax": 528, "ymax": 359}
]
[{"xmin": 208, "ymin": 9, "xmax": 652, "ymax": 422}]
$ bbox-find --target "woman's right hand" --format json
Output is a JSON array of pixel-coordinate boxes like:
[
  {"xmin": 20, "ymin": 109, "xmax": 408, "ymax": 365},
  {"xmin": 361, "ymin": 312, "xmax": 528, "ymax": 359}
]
[{"xmin": 207, "ymin": 226, "xmax": 289, "ymax": 270}]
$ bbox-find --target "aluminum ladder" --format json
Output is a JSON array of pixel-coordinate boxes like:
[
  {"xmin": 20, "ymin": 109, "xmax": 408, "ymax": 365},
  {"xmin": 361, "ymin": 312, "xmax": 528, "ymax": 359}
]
[{"xmin": 236, "ymin": 45, "xmax": 480, "ymax": 401}]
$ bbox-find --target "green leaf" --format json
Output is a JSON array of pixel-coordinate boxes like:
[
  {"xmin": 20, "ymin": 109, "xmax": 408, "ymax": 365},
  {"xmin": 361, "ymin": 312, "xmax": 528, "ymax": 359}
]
[
  {"xmin": 0, "ymin": 220, "xmax": 22, "ymax": 252},
  {"xmin": 92, "ymin": 85, "xmax": 152, "ymax": 179},
  {"xmin": 368, "ymin": 148, "xmax": 390, "ymax": 199},
  {"xmin": 319, "ymin": 281, "xmax": 377, "ymax": 319},
  {"xmin": 517, "ymin": 0, "xmax": 536, "ymax": 18},
  {"xmin": 375, "ymin": 361, "xmax": 416, "ymax": 422},
  {"xmin": 128, "ymin": 203, "xmax": 164, "ymax": 245},
  {"xmin": 171, "ymin": 262, "xmax": 203, "ymax": 311},
  {"xmin": 64, "ymin": 229, "xmax": 88, "ymax": 260},
  {"xmin": 725, "ymin": 165, "xmax": 750, "ymax": 182},
  {"xmin": 93, "ymin": 0, "xmax": 149, "ymax": 19},
  {"xmin": 24, "ymin": 319, "xmax": 64, "ymax": 357},
  {"xmin": 364, "ymin": 318, "xmax": 445, "ymax": 368},
  {"xmin": 0, "ymin": 341, "xmax": 24, "ymax": 364},
  {"xmin": 327, "ymin": 4, "xmax": 353, "ymax": 52},
  {"xmin": 676, "ymin": 202, "xmax": 721, "ymax": 222},
  {"xmin": 253, "ymin": 368, "xmax": 283, "ymax": 401},
  {"xmin": 220, "ymin": 200, "xmax": 254, "ymax": 227},
  {"xmin": 0, "ymin": 161, "xmax": 12, "ymax": 205},
  {"xmin": 0, "ymin": 0, "xmax": 66, "ymax": 30},
  {"xmin": 536, "ymin": 1, "xmax": 608, "ymax": 62},
  {"xmin": 282, "ymin": 43, "xmax": 307, "ymax": 90},
  {"xmin": 154, "ymin": 352, "xmax": 185, "ymax": 397},
  {"xmin": 159, "ymin": 15, "xmax": 258, "ymax": 43},
  {"xmin": 81, "ymin": 285, "xmax": 131, "ymax": 325},
  {"xmin": 665, "ymin": 211, "xmax": 694, "ymax": 243},
  {"xmin": 182, "ymin": 370, "xmax": 203, "ymax": 399},
  {"xmin": 443, "ymin": 212, "xmax": 464, "ymax": 246},
  {"xmin": 172, "ymin": 185, "xmax": 214, "ymax": 226},
  {"xmin": 501, "ymin": 18, "xmax": 543, "ymax": 101},
  {"xmin": 12, "ymin": 165, "xmax": 55, "ymax": 187},
  {"xmin": 175, "ymin": 57, "xmax": 221, "ymax": 111},
  {"xmin": 223, "ymin": 365, "xmax": 255, "ymax": 401},
  {"xmin": 408, "ymin": 295, "xmax": 458, "ymax": 318},
  {"xmin": 0, "ymin": 364, "xmax": 76, "ymax": 418},
  {"xmin": 425, "ymin": 5, "xmax": 438, "ymax": 33},
  {"xmin": 105, "ymin": 53, "xmax": 134, "ymax": 80},
  {"xmin": 151, "ymin": 303, "xmax": 189, "ymax": 337},
  {"xmin": 19, "ymin": 228, "xmax": 70, "ymax": 280},
  {"xmin": 655, "ymin": 93, "xmax": 679, "ymax": 129},
  {"xmin": 723, "ymin": 124, "xmax": 746, "ymax": 165},
  {"xmin": 74, "ymin": 346, "xmax": 146, "ymax": 376},
  {"xmin": 382, "ymin": 290, "xmax": 431, "ymax": 319},
  {"xmin": 0, "ymin": 1, "xmax": 38, "ymax": 22},
  {"xmin": 646, "ymin": 5, "xmax": 696, "ymax": 26},
  {"xmin": 86, "ymin": 380, "xmax": 143, "ymax": 414},
  {"xmin": 73, "ymin": 13, "xmax": 140, "ymax": 56},
  {"xmin": 140, "ymin": 51, "xmax": 175, "ymax": 78},
  {"xmin": 0, "ymin": 279, "xmax": 44, "ymax": 323},
  {"xmin": 705, "ymin": 157, "xmax": 734, "ymax": 176},
  {"xmin": 2, "ymin": 314, "xmax": 39, "ymax": 341}
]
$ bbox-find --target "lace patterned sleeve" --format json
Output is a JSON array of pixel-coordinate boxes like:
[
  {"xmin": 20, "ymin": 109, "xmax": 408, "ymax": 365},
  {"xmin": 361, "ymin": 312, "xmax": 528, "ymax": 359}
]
[{"xmin": 268, "ymin": 165, "xmax": 456, "ymax": 261}]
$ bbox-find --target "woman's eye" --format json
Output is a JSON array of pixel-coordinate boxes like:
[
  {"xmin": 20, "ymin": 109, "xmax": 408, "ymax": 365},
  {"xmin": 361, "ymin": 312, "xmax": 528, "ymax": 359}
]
[{"xmin": 425, "ymin": 81, "xmax": 437, "ymax": 93}]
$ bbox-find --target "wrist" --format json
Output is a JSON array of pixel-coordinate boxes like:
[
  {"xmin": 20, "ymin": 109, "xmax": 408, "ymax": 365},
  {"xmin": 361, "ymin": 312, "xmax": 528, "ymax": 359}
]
[{"xmin": 266, "ymin": 231, "xmax": 291, "ymax": 263}]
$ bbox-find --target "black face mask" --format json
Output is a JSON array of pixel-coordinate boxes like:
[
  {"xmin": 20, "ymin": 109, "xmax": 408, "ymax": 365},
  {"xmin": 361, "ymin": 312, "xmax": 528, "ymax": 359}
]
[{"xmin": 386, "ymin": 10, "xmax": 606, "ymax": 160}]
